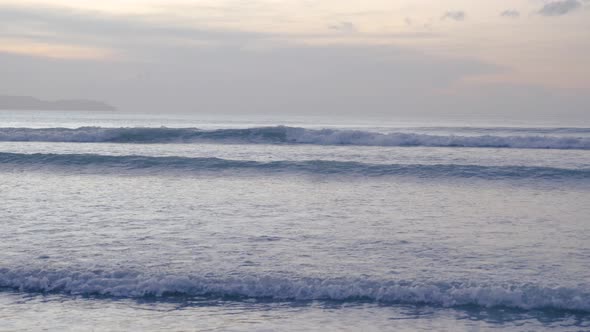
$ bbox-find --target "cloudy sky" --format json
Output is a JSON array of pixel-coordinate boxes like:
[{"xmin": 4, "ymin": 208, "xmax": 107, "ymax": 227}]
[{"xmin": 0, "ymin": 0, "xmax": 588, "ymax": 119}]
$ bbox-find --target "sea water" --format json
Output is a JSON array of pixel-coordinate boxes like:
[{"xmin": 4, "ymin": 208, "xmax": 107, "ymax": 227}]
[{"xmin": 0, "ymin": 111, "xmax": 589, "ymax": 331}]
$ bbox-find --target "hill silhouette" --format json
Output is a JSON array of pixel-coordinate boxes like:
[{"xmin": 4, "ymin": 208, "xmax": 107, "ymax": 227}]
[{"xmin": 0, "ymin": 95, "xmax": 116, "ymax": 111}]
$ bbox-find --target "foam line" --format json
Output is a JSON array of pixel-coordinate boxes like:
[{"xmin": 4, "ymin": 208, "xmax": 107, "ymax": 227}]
[
  {"xmin": 1, "ymin": 268, "xmax": 588, "ymax": 312},
  {"xmin": 0, "ymin": 126, "xmax": 588, "ymax": 149}
]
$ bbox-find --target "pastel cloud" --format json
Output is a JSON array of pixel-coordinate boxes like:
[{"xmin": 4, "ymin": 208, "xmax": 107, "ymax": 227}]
[
  {"xmin": 539, "ymin": 0, "xmax": 582, "ymax": 16},
  {"xmin": 500, "ymin": 10, "xmax": 520, "ymax": 18},
  {"xmin": 441, "ymin": 11, "xmax": 466, "ymax": 21}
]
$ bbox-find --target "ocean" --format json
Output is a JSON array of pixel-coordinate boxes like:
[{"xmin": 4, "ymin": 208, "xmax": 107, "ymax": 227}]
[{"xmin": 0, "ymin": 110, "xmax": 589, "ymax": 331}]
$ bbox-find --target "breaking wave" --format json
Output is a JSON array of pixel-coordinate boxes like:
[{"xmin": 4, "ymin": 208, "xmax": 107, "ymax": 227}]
[
  {"xmin": 1, "ymin": 126, "xmax": 589, "ymax": 149},
  {"xmin": 1, "ymin": 152, "xmax": 588, "ymax": 180},
  {"xmin": 0, "ymin": 268, "xmax": 588, "ymax": 312}
]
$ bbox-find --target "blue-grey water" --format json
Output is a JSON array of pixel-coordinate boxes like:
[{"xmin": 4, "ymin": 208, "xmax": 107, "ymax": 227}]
[{"xmin": 0, "ymin": 111, "xmax": 589, "ymax": 331}]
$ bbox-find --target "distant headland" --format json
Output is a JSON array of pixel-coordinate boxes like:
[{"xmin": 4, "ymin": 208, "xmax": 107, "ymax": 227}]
[{"xmin": 0, "ymin": 95, "xmax": 117, "ymax": 111}]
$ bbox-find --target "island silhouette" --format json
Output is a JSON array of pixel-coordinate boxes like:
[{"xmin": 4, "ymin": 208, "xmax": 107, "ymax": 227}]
[{"xmin": 0, "ymin": 95, "xmax": 116, "ymax": 111}]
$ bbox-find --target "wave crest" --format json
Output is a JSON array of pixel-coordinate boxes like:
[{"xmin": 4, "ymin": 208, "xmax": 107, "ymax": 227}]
[
  {"xmin": 0, "ymin": 126, "xmax": 589, "ymax": 149},
  {"xmin": 1, "ymin": 152, "xmax": 588, "ymax": 179},
  {"xmin": 1, "ymin": 268, "xmax": 588, "ymax": 312}
]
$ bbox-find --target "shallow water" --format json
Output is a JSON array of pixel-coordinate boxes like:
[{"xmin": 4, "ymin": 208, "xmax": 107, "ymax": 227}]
[{"xmin": 2, "ymin": 292, "xmax": 589, "ymax": 332}]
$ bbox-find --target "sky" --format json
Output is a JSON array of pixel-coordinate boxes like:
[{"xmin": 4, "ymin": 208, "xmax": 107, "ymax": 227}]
[{"xmin": 0, "ymin": 0, "xmax": 588, "ymax": 120}]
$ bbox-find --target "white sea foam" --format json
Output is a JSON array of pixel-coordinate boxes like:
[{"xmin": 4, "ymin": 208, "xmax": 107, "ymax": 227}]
[
  {"xmin": 0, "ymin": 268, "xmax": 588, "ymax": 312},
  {"xmin": 0, "ymin": 126, "xmax": 588, "ymax": 149}
]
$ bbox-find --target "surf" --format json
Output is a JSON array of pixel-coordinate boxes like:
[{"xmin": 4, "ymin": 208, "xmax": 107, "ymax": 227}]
[
  {"xmin": 1, "ymin": 267, "xmax": 588, "ymax": 312},
  {"xmin": 1, "ymin": 126, "xmax": 589, "ymax": 149},
  {"xmin": 1, "ymin": 152, "xmax": 588, "ymax": 180}
]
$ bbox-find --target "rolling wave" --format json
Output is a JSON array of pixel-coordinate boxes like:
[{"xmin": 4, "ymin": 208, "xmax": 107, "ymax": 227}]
[
  {"xmin": 1, "ymin": 268, "xmax": 588, "ymax": 312},
  {"xmin": 0, "ymin": 126, "xmax": 589, "ymax": 149},
  {"xmin": 0, "ymin": 152, "xmax": 587, "ymax": 180}
]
